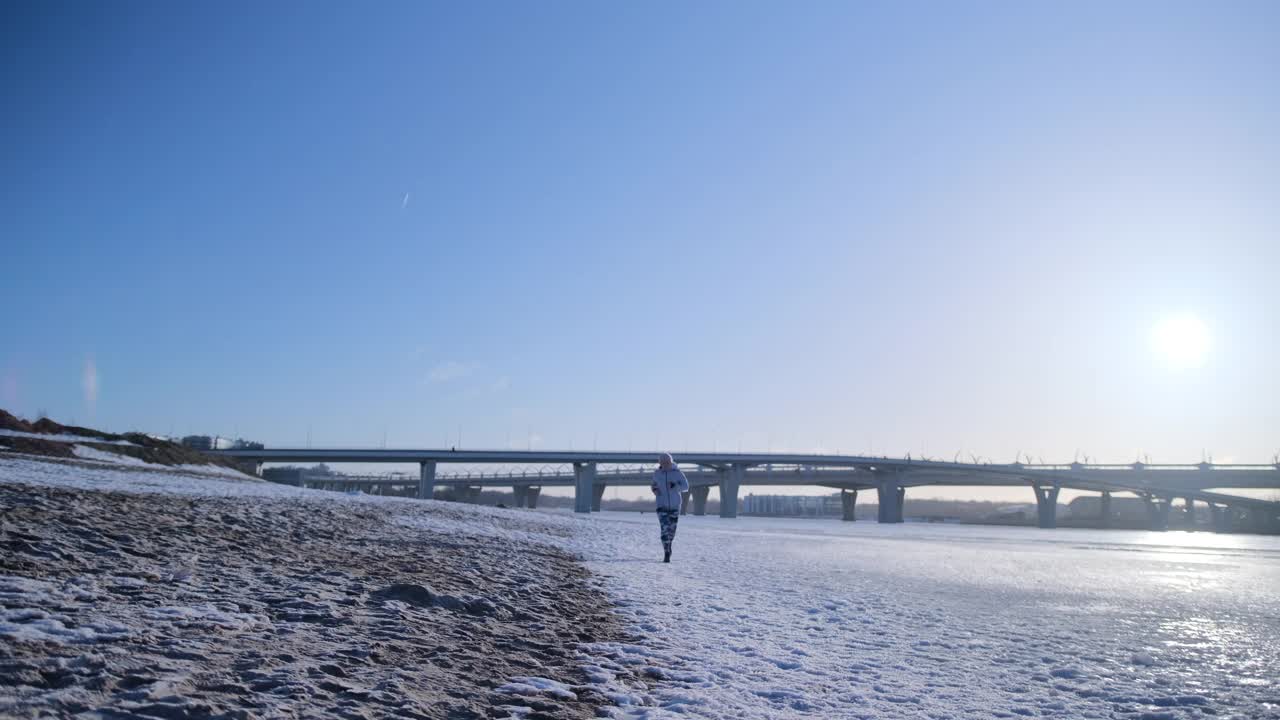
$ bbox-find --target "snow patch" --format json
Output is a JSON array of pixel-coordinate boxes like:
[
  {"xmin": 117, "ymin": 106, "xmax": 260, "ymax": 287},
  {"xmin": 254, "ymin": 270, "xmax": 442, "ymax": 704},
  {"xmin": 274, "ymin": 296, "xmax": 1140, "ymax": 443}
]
[
  {"xmin": 145, "ymin": 604, "xmax": 266, "ymax": 631},
  {"xmin": 495, "ymin": 676, "xmax": 579, "ymax": 701},
  {"xmin": 73, "ymin": 444, "xmax": 150, "ymax": 465},
  {"xmin": 0, "ymin": 429, "xmax": 137, "ymax": 445},
  {"xmin": 0, "ymin": 576, "xmax": 130, "ymax": 645}
]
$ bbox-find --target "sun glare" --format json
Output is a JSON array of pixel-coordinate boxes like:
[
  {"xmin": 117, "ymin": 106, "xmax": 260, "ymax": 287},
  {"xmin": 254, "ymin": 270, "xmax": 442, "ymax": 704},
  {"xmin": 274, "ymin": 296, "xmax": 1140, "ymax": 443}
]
[{"xmin": 1150, "ymin": 314, "xmax": 1211, "ymax": 370}]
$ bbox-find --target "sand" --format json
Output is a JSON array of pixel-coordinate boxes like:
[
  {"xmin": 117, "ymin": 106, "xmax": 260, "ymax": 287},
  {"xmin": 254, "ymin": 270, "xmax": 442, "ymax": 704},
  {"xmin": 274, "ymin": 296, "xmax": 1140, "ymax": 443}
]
[{"xmin": 0, "ymin": 476, "xmax": 637, "ymax": 719}]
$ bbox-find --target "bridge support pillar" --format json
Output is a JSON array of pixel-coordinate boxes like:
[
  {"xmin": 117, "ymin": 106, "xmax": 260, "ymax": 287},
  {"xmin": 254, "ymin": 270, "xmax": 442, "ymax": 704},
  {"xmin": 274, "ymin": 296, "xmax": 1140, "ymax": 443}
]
[
  {"xmin": 1210, "ymin": 504, "xmax": 1231, "ymax": 533},
  {"xmin": 876, "ymin": 477, "xmax": 904, "ymax": 523},
  {"xmin": 1099, "ymin": 490, "xmax": 1112, "ymax": 529},
  {"xmin": 680, "ymin": 491, "xmax": 691, "ymax": 515},
  {"xmin": 1184, "ymin": 497, "xmax": 1197, "ymax": 529},
  {"xmin": 1032, "ymin": 483, "xmax": 1060, "ymax": 529},
  {"xmin": 592, "ymin": 483, "xmax": 606, "ymax": 512},
  {"xmin": 1247, "ymin": 507, "xmax": 1275, "ymax": 534},
  {"xmin": 841, "ymin": 489, "xmax": 858, "ymax": 521},
  {"xmin": 719, "ymin": 465, "xmax": 744, "ymax": 518},
  {"xmin": 690, "ymin": 486, "xmax": 710, "ymax": 516},
  {"xmin": 512, "ymin": 484, "xmax": 530, "ymax": 508},
  {"xmin": 1143, "ymin": 494, "xmax": 1172, "ymax": 531},
  {"xmin": 573, "ymin": 463, "xmax": 596, "ymax": 514},
  {"xmin": 418, "ymin": 461, "xmax": 436, "ymax": 501},
  {"xmin": 527, "ymin": 486, "xmax": 541, "ymax": 509}
]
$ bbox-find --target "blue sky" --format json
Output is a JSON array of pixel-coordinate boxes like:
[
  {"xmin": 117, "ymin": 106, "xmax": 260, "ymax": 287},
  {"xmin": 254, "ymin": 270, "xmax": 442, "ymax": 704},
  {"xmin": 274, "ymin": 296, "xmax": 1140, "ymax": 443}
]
[{"xmin": 3, "ymin": 2, "xmax": 1277, "ymax": 493}]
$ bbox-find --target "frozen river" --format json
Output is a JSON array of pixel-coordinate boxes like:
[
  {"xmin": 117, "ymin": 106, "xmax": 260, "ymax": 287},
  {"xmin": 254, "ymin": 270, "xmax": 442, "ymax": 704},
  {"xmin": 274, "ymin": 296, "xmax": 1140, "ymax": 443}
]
[
  {"xmin": 570, "ymin": 512, "xmax": 1280, "ymax": 719},
  {"xmin": 3, "ymin": 451, "xmax": 1276, "ymax": 719}
]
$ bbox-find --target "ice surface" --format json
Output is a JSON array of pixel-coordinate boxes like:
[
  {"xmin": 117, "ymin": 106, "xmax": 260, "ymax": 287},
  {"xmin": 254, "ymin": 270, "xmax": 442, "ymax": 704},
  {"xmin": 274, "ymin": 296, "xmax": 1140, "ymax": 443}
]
[
  {"xmin": 3, "ymin": 456, "xmax": 1277, "ymax": 719},
  {"xmin": 559, "ymin": 512, "xmax": 1280, "ymax": 719}
]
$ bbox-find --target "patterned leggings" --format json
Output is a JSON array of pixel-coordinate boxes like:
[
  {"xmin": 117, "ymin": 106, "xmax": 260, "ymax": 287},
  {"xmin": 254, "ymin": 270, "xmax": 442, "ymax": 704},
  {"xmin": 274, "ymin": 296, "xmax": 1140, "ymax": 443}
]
[{"xmin": 657, "ymin": 509, "xmax": 680, "ymax": 545}]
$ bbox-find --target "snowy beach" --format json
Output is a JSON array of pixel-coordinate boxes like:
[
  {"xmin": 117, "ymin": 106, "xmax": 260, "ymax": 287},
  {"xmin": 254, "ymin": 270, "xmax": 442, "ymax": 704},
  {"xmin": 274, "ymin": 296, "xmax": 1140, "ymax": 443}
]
[
  {"xmin": 3, "ymin": 450, "xmax": 1279, "ymax": 719},
  {"xmin": 0, "ymin": 454, "xmax": 636, "ymax": 719}
]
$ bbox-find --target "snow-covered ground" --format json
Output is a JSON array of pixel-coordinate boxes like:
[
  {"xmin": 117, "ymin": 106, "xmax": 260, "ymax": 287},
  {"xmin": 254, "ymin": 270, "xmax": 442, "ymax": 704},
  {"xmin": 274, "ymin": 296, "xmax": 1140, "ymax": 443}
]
[
  {"xmin": 0, "ymin": 455, "xmax": 616, "ymax": 719},
  {"xmin": 563, "ymin": 513, "xmax": 1280, "ymax": 719},
  {"xmin": 4, "ymin": 453, "xmax": 1278, "ymax": 719},
  {"xmin": 0, "ymin": 429, "xmax": 137, "ymax": 446}
]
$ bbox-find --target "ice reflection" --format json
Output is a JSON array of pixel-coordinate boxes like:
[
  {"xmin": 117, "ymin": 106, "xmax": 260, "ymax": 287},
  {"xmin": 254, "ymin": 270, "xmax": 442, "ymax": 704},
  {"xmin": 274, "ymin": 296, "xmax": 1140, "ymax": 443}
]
[
  {"xmin": 583, "ymin": 511, "xmax": 1280, "ymax": 718},
  {"xmin": 1143, "ymin": 565, "xmax": 1225, "ymax": 593},
  {"xmin": 1158, "ymin": 617, "xmax": 1239, "ymax": 649}
]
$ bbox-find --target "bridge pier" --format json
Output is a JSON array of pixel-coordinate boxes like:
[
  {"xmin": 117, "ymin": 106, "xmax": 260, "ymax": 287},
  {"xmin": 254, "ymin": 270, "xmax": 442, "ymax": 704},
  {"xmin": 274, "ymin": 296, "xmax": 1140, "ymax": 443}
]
[
  {"xmin": 418, "ymin": 461, "xmax": 436, "ymax": 500},
  {"xmin": 1099, "ymin": 490, "xmax": 1112, "ymax": 529},
  {"xmin": 690, "ymin": 486, "xmax": 710, "ymax": 516},
  {"xmin": 1032, "ymin": 483, "xmax": 1060, "ymax": 529},
  {"xmin": 573, "ymin": 463, "xmax": 596, "ymax": 514},
  {"xmin": 512, "ymin": 484, "xmax": 530, "ymax": 508},
  {"xmin": 841, "ymin": 489, "xmax": 858, "ymax": 521},
  {"xmin": 1143, "ymin": 494, "xmax": 1173, "ymax": 531},
  {"xmin": 680, "ymin": 491, "xmax": 690, "ymax": 515},
  {"xmin": 527, "ymin": 485, "xmax": 541, "ymax": 509},
  {"xmin": 1247, "ymin": 507, "xmax": 1277, "ymax": 534},
  {"xmin": 592, "ymin": 483, "xmax": 606, "ymax": 512},
  {"xmin": 719, "ymin": 465, "xmax": 744, "ymax": 518},
  {"xmin": 1210, "ymin": 503, "xmax": 1231, "ymax": 533},
  {"xmin": 876, "ymin": 477, "xmax": 904, "ymax": 523},
  {"xmin": 1184, "ymin": 497, "xmax": 1197, "ymax": 529}
]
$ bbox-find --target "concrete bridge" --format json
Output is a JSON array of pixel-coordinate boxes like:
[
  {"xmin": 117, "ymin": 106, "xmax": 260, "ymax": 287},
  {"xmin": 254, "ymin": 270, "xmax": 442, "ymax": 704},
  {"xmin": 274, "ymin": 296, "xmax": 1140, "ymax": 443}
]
[{"xmin": 214, "ymin": 448, "xmax": 1280, "ymax": 534}]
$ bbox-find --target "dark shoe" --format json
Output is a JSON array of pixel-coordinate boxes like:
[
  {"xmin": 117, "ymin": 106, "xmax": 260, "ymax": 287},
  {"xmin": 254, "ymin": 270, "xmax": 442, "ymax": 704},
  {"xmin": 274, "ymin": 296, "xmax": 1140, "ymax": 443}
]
[{"xmin": 663, "ymin": 543, "xmax": 672, "ymax": 563}]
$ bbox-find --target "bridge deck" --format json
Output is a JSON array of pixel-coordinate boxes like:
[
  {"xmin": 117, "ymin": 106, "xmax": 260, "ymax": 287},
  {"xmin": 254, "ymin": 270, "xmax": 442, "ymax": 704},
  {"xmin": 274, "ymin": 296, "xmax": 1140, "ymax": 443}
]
[{"xmin": 215, "ymin": 447, "xmax": 1280, "ymax": 513}]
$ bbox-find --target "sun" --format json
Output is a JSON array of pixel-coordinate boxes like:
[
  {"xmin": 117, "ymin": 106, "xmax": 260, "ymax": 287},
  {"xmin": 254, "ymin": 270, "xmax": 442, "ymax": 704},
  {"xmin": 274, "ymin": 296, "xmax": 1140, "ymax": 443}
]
[{"xmin": 1150, "ymin": 314, "xmax": 1211, "ymax": 370}]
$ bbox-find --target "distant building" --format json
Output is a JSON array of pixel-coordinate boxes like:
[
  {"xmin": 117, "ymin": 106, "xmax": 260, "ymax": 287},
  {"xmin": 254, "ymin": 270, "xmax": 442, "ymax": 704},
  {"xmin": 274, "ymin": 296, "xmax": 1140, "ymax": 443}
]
[
  {"xmin": 264, "ymin": 463, "xmax": 337, "ymax": 487},
  {"xmin": 984, "ymin": 504, "xmax": 1034, "ymax": 523},
  {"xmin": 180, "ymin": 435, "xmax": 262, "ymax": 451},
  {"xmin": 181, "ymin": 435, "xmax": 213, "ymax": 451},
  {"xmin": 263, "ymin": 467, "xmax": 306, "ymax": 486},
  {"xmin": 742, "ymin": 493, "xmax": 840, "ymax": 517},
  {"xmin": 1067, "ymin": 495, "xmax": 1150, "ymax": 525}
]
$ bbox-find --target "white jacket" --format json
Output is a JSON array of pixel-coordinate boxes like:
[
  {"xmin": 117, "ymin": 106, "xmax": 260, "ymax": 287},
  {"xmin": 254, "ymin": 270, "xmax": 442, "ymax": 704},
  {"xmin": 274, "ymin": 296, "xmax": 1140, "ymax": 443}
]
[{"xmin": 651, "ymin": 467, "xmax": 689, "ymax": 511}]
